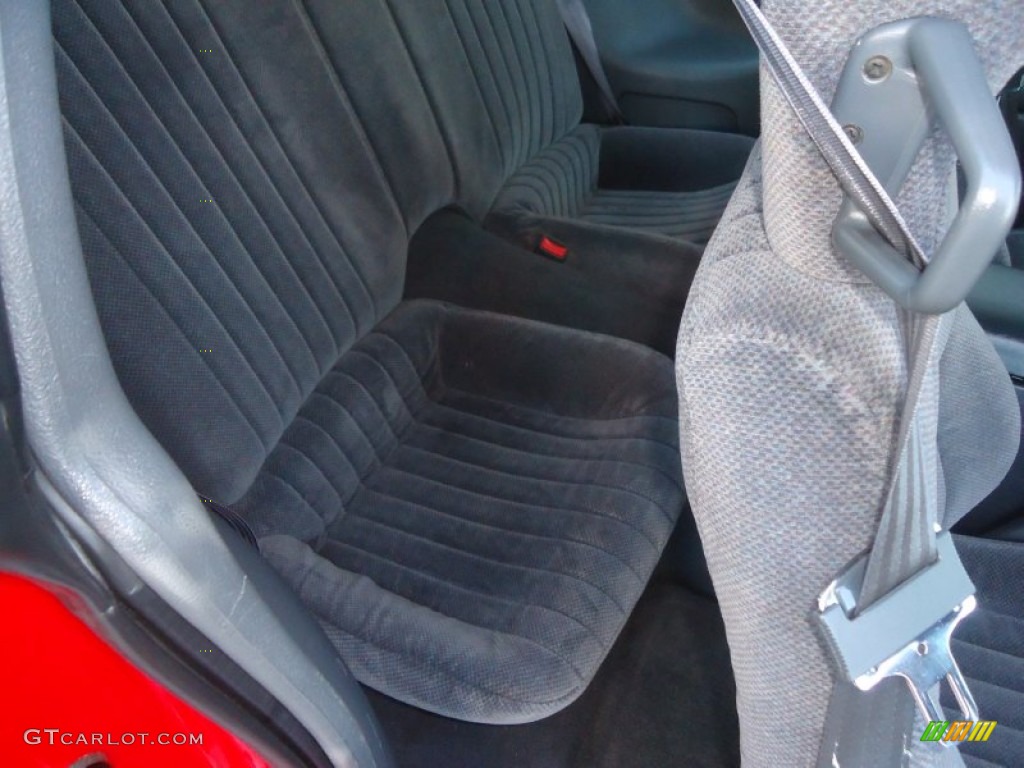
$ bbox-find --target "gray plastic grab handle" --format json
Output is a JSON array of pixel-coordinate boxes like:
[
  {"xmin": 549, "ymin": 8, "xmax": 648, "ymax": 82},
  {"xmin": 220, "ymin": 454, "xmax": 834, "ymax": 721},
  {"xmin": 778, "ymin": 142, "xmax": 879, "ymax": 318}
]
[{"xmin": 833, "ymin": 19, "xmax": 1022, "ymax": 315}]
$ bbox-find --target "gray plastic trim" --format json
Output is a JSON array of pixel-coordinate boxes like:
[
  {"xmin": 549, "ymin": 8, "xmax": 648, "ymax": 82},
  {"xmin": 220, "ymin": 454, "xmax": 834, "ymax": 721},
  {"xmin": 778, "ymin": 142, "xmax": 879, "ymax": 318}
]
[
  {"xmin": 832, "ymin": 18, "xmax": 1022, "ymax": 314},
  {"xmin": 0, "ymin": 3, "xmax": 388, "ymax": 766}
]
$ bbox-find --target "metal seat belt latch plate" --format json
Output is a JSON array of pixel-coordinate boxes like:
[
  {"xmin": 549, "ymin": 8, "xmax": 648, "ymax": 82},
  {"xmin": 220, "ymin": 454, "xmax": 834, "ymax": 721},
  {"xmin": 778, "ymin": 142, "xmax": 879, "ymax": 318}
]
[{"xmin": 818, "ymin": 532, "xmax": 978, "ymax": 734}]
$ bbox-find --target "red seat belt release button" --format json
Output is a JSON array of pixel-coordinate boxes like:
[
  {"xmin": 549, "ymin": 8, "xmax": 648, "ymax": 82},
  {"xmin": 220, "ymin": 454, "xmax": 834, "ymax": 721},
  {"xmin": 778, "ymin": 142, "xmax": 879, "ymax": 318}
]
[{"xmin": 538, "ymin": 236, "xmax": 569, "ymax": 261}]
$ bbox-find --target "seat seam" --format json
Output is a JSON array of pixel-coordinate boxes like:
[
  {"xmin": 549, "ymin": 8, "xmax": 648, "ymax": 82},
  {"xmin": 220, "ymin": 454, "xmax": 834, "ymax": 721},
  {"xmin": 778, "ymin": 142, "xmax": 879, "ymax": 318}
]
[
  {"xmin": 369, "ymin": 463, "xmax": 662, "ymax": 551},
  {"xmin": 448, "ymin": 0, "xmax": 516, "ymax": 174},
  {"xmin": 343, "ymin": 346, "xmax": 431, "ymax": 415},
  {"xmin": 274, "ymin": 439, "xmax": 347, "ymax": 526},
  {"xmin": 323, "ymin": 536, "xmax": 602, "ymax": 655},
  {"xmin": 153, "ymin": 1, "xmax": 365, "ymax": 355},
  {"xmin": 262, "ymin": 466, "xmax": 328, "ymax": 530},
  {"xmin": 321, "ymin": 536, "xmax": 608, "ymax": 660},
  {"xmin": 512, "ymin": 0, "xmax": 557, "ymax": 145},
  {"xmin": 192, "ymin": 0, "xmax": 379, "ymax": 323},
  {"xmin": 307, "ymin": 391, "xmax": 396, "ymax": 467},
  {"xmin": 438, "ymin": 0, "xmax": 507, "ymax": 161},
  {"xmin": 355, "ymin": 484, "xmax": 646, "ymax": 582},
  {"xmin": 431, "ymin": 396, "xmax": 678, "ymax": 451},
  {"xmin": 444, "ymin": 383, "xmax": 679, "ymax": 429},
  {"xmin": 377, "ymin": 0, "xmax": 460, "ymax": 200},
  {"xmin": 292, "ymin": 412, "xmax": 373, "ymax": 483},
  {"xmin": 317, "ymin": 615, "xmax": 588, "ymax": 707},
  {"xmin": 394, "ymin": 442, "xmax": 677, "ymax": 524},
  {"xmin": 59, "ymin": 13, "xmax": 312, "ymax": 399},
  {"xmin": 496, "ymin": 0, "xmax": 544, "ymax": 154},
  {"xmin": 56, "ymin": 36, "xmax": 304, "ymax": 411},
  {"xmin": 72, "ymin": 201, "xmax": 269, "ymax": 452},
  {"xmin": 290, "ymin": 0, "xmax": 409, "ymax": 238},
  {"xmin": 418, "ymin": 404, "xmax": 679, "ymax": 466},
  {"xmin": 404, "ymin": 419, "xmax": 684, "ymax": 493},
  {"xmin": 60, "ymin": 114, "xmax": 286, "ymax": 432},
  {"xmin": 340, "ymin": 343, "xmax": 675, "ymax": 485},
  {"xmin": 343, "ymin": 504, "xmax": 630, "ymax": 614},
  {"xmin": 118, "ymin": 0, "xmax": 342, "ymax": 369},
  {"xmin": 322, "ymin": 369, "xmax": 411, "ymax": 450},
  {"xmin": 475, "ymin": 0, "xmax": 529, "ymax": 167}
]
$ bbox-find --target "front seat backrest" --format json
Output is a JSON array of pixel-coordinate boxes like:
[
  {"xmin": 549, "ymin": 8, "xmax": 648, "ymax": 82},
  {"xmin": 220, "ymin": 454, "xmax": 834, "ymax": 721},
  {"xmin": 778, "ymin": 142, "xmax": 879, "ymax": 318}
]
[{"xmin": 677, "ymin": 0, "xmax": 1024, "ymax": 765}]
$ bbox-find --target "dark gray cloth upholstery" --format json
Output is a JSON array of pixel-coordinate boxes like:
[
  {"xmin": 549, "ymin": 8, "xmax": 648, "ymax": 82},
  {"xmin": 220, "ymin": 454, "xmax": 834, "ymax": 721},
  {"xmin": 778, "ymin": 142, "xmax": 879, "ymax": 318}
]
[
  {"xmin": 54, "ymin": 0, "xmax": 417, "ymax": 502},
  {"xmin": 947, "ymin": 536, "xmax": 1024, "ymax": 767},
  {"xmin": 597, "ymin": 126, "xmax": 755, "ymax": 194},
  {"xmin": 241, "ymin": 301, "xmax": 683, "ymax": 723},
  {"xmin": 383, "ymin": 0, "xmax": 585, "ymax": 218},
  {"xmin": 378, "ymin": 0, "xmax": 752, "ymax": 248},
  {"xmin": 54, "ymin": 0, "xmax": 686, "ymax": 724},
  {"xmin": 488, "ymin": 125, "xmax": 753, "ymax": 255},
  {"xmin": 407, "ymin": 209, "xmax": 704, "ymax": 356}
]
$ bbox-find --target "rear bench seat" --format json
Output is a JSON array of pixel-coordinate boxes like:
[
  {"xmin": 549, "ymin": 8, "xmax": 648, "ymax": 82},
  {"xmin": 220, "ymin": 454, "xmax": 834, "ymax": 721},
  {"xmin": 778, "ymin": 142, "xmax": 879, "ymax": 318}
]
[
  {"xmin": 52, "ymin": 0, "xmax": 730, "ymax": 724},
  {"xmin": 378, "ymin": 0, "xmax": 754, "ymax": 254}
]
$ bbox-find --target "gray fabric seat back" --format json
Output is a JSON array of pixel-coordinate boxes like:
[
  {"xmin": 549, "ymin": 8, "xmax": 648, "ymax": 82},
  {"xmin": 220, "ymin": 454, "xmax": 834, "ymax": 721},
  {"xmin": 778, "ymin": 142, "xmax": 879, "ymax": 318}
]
[
  {"xmin": 676, "ymin": 1, "xmax": 1024, "ymax": 765},
  {"xmin": 385, "ymin": 0, "xmax": 584, "ymax": 216},
  {"xmin": 54, "ymin": 0, "xmax": 442, "ymax": 503}
]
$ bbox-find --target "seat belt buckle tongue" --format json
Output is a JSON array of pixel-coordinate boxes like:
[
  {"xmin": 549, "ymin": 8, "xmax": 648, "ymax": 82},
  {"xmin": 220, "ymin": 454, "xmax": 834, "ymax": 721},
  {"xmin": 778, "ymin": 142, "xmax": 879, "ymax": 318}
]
[{"xmin": 817, "ymin": 532, "xmax": 979, "ymax": 741}]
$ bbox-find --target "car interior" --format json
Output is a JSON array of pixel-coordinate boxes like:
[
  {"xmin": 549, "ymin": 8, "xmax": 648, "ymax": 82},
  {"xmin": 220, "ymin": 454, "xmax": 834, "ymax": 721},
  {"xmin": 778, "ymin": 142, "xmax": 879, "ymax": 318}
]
[{"xmin": 0, "ymin": 1, "xmax": 1022, "ymax": 767}]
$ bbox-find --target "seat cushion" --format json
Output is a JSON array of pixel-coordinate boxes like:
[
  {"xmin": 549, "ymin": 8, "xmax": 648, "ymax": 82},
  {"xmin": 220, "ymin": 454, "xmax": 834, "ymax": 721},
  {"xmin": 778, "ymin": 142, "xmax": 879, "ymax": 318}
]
[
  {"xmin": 489, "ymin": 124, "xmax": 754, "ymax": 247},
  {"xmin": 235, "ymin": 300, "xmax": 685, "ymax": 724}
]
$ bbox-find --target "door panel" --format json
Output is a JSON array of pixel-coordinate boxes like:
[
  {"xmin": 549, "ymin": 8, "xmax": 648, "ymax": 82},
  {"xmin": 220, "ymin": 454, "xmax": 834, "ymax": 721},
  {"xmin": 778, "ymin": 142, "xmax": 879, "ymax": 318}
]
[{"xmin": 582, "ymin": 0, "xmax": 759, "ymax": 134}]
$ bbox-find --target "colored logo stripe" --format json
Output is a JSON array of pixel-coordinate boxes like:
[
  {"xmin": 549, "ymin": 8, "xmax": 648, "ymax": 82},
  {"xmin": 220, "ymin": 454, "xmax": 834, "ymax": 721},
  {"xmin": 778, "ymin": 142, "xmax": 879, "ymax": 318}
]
[{"xmin": 920, "ymin": 721, "xmax": 997, "ymax": 743}]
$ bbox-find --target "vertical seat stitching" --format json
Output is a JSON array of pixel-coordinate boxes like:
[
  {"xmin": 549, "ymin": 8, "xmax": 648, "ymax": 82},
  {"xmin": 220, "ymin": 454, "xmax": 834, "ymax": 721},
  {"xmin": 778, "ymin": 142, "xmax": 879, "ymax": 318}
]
[
  {"xmin": 323, "ymin": 369, "xmax": 409, "ymax": 449},
  {"xmin": 437, "ymin": 0, "xmax": 506, "ymax": 159},
  {"xmin": 72, "ymin": 198, "xmax": 269, "ymax": 450},
  {"xmin": 148, "ymin": 1, "xmax": 367, "ymax": 355},
  {"xmin": 262, "ymin": 466, "xmax": 328, "ymax": 528},
  {"xmin": 106, "ymin": 1, "xmax": 332, "ymax": 372},
  {"xmin": 57, "ymin": 33, "xmax": 304, "ymax": 404},
  {"xmin": 193, "ymin": 0, "xmax": 379, "ymax": 324},
  {"xmin": 505, "ymin": 0, "xmax": 550, "ymax": 150},
  {"xmin": 274, "ymin": 439, "xmax": 347, "ymax": 526},
  {"xmin": 474, "ymin": 0, "xmax": 530, "ymax": 169},
  {"xmin": 308, "ymin": 391, "xmax": 397, "ymax": 467},
  {"xmin": 376, "ymin": 0, "xmax": 459, "ymax": 200},
  {"xmin": 449, "ymin": 0, "xmax": 518, "ymax": 175},
  {"xmin": 292, "ymin": 413, "xmax": 374, "ymax": 498},
  {"xmin": 518, "ymin": 0, "xmax": 559, "ymax": 143},
  {"xmin": 60, "ymin": 111, "xmax": 286, "ymax": 428},
  {"xmin": 290, "ymin": 0, "xmax": 410, "ymax": 237}
]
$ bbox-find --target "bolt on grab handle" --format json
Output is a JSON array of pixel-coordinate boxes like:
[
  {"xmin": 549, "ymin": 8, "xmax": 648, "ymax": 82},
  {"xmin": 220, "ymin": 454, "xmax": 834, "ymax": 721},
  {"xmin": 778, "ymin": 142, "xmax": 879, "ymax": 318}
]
[{"xmin": 832, "ymin": 18, "xmax": 1022, "ymax": 315}]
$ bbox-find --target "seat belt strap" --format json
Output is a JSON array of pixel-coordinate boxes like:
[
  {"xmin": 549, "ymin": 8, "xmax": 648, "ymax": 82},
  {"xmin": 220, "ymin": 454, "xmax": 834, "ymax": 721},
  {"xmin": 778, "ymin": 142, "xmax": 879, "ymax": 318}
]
[
  {"xmin": 555, "ymin": 0, "xmax": 625, "ymax": 124},
  {"xmin": 730, "ymin": 0, "xmax": 945, "ymax": 617}
]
